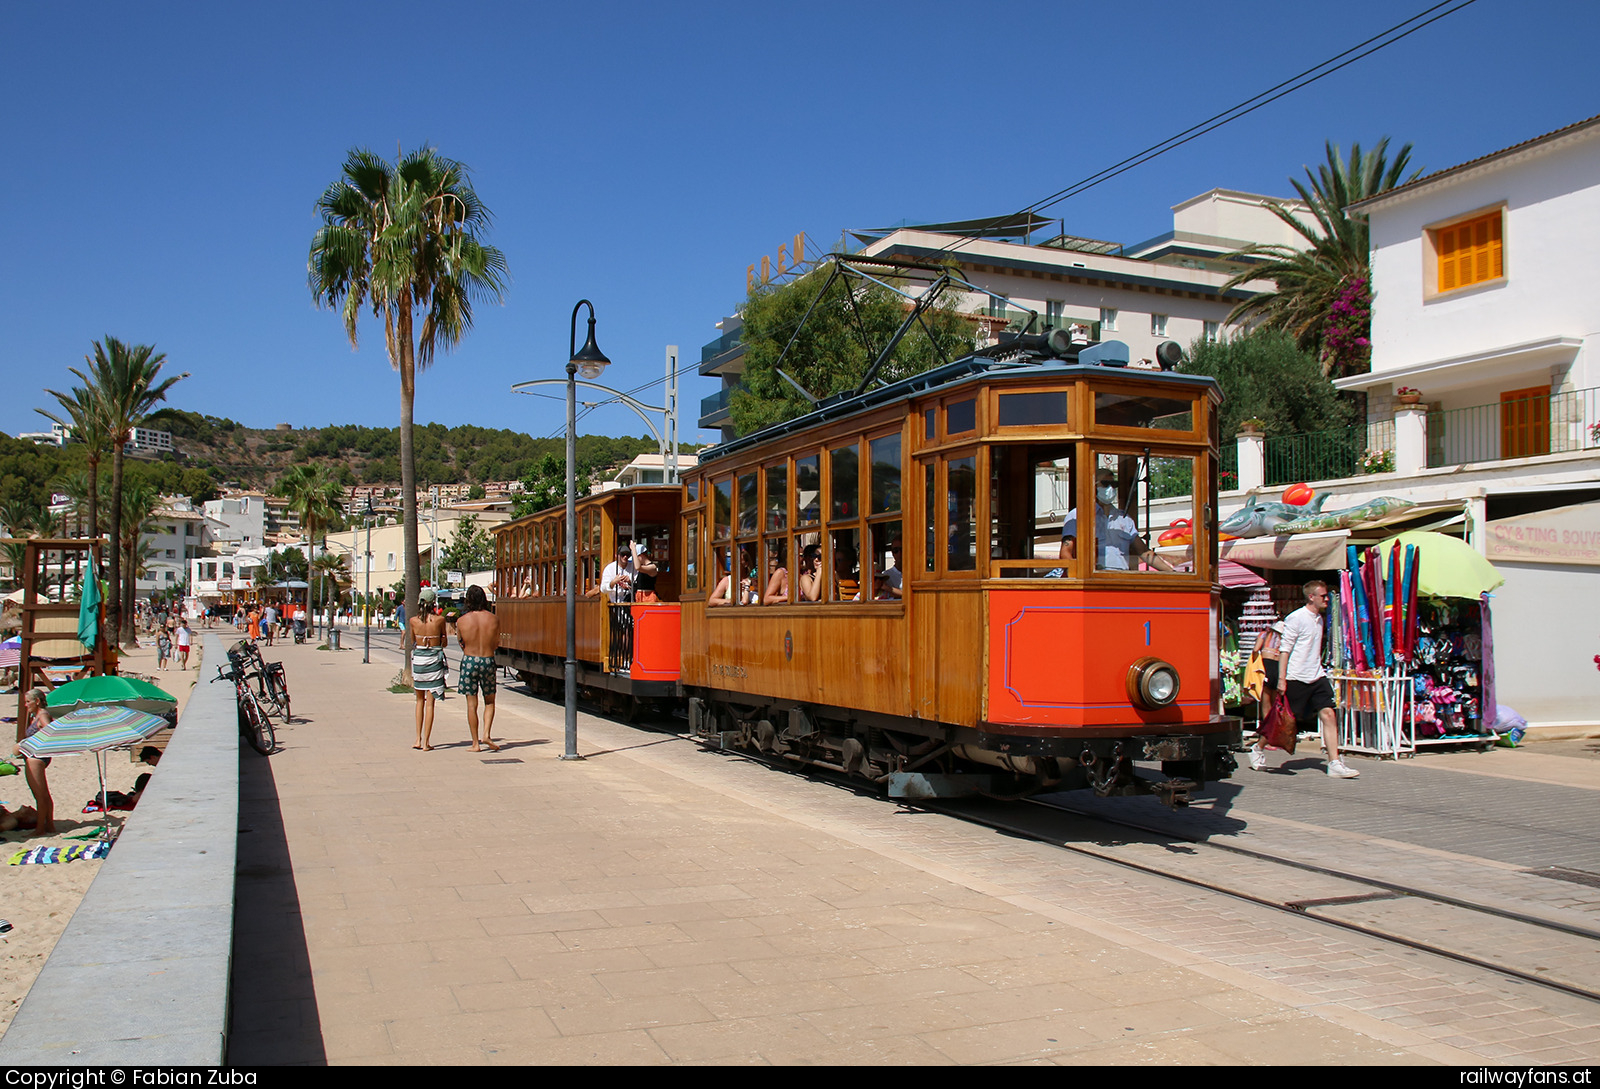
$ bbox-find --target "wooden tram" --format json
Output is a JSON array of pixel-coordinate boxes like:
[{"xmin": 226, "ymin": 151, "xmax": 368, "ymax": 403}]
[
  {"xmin": 493, "ymin": 334, "xmax": 1242, "ymax": 804},
  {"xmin": 492, "ymin": 484, "xmax": 685, "ymax": 712}
]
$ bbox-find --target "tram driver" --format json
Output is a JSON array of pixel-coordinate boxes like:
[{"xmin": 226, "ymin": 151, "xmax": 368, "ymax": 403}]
[{"xmin": 1061, "ymin": 468, "xmax": 1176, "ymax": 573}]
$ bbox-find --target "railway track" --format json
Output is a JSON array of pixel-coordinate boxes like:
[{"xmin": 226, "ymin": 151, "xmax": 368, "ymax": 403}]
[{"xmin": 929, "ymin": 792, "xmax": 1600, "ymax": 1006}]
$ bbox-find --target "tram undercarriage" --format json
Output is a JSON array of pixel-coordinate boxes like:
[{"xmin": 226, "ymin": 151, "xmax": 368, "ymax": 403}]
[{"xmin": 688, "ymin": 689, "xmax": 1241, "ymax": 808}]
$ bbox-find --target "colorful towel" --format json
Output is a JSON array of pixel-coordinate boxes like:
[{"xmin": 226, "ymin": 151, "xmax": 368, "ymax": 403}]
[{"xmin": 8, "ymin": 841, "xmax": 112, "ymax": 865}]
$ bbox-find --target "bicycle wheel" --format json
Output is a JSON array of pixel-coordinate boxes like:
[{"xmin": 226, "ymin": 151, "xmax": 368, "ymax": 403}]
[
  {"xmin": 243, "ymin": 692, "xmax": 276, "ymax": 755},
  {"xmin": 266, "ymin": 667, "xmax": 292, "ymax": 723}
]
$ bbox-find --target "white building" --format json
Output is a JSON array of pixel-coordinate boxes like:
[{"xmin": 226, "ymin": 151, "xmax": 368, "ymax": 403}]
[
  {"xmin": 137, "ymin": 497, "xmax": 209, "ymax": 597},
  {"xmin": 596, "ymin": 452, "xmax": 700, "ymax": 491},
  {"xmin": 698, "ymin": 190, "xmax": 1297, "ymax": 440},
  {"xmin": 203, "ymin": 493, "xmax": 268, "ymax": 551},
  {"xmin": 1223, "ymin": 115, "xmax": 1600, "ymax": 728}
]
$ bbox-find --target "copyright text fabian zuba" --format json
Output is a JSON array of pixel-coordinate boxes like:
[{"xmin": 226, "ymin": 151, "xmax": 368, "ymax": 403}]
[{"xmin": 7, "ymin": 1072, "xmax": 256, "ymax": 1087}]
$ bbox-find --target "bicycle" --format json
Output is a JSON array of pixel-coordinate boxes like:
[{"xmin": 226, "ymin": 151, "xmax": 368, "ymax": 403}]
[
  {"xmin": 213, "ymin": 660, "xmax": 276, "ymax": 755},
  {"xmin": 228, "ymin": 639, "xmax": 292, "ymax": 723}
]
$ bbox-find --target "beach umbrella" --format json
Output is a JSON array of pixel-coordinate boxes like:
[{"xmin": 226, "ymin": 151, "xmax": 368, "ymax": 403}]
[
  {"xmin": 19, "ymin": 704, "xmax": 170, "ymax": 840},
  {"xmin": 44, "ymin": 675, "xmax": 177, "ymax": 719},
  {"xmin": 1379, "ymin": 530, "xmax": 1504, "ymax": 599},
  {"xmin": 0, "ymin": 636, "xmax": 19, "ymax": 671}
]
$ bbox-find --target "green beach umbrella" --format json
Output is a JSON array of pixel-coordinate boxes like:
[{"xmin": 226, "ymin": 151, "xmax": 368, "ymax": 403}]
[
  {"xmin": 1378, "ymin": 530, "xmax": 1505, "ymax": 599},
  {"xmin": 77, "ymin": 558, "xmax": 101, "ymax": 650},
  {"xmin": 45, "ymin": 675, "xmax": 177, "ymax": 719}
]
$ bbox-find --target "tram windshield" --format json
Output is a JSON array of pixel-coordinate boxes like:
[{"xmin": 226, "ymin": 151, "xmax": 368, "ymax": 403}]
[{"xmin": 988, "ymin": 445, "xmax": 1199, "ymax": 577}]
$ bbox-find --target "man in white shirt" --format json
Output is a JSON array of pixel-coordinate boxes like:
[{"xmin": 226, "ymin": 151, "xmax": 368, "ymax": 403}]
[
  {"xmin": 262, "ymin": 604, "xmax": 277, "ymax": 646},
  {"xmin": 598, "ymin": 543, "xmax": 636, "ymax": 603},
  {"xmin": 1263, "ymin": 579, "xmax": 1359, "ymax": 778}
]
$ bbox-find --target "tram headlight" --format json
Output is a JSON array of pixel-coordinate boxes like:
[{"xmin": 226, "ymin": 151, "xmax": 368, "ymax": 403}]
[{"xmin": 1127, "ymin": 657, "xmax": 1181, "ymax": 710}]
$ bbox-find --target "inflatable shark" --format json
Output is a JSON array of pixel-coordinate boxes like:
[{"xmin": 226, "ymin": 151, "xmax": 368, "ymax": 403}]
[{"xmin": 1219, "ymin": 491, "xmax": 1331, "ymax": 538}]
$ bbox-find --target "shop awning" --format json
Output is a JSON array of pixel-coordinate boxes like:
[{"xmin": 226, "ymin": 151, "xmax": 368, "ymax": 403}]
[{"xmin": 1220, "ymin": 530, "xmax": 1350, "ymax": 571}]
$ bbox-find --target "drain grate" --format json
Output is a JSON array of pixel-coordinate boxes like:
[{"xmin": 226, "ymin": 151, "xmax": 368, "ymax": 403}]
[
  {"xmin": 1523, "ymin": 866, "xmax": 1600, "ymax": 889},
  {"xmin": 1286, "ymin": 891, "xmax": 1406, "ymax": 911},
  {"xmin": 481, "ymin": 757, "xmax": 524, "ymax": 764}
]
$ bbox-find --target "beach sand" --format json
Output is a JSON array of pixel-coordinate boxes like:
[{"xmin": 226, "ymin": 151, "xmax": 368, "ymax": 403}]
[{"xmin": 0, "ymin": 639, "xmax": 201, "ymax": 1041}]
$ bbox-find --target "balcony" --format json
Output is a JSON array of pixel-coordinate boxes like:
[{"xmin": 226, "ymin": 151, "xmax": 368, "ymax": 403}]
[
  {"xmin": 1425, "ymin": 386, "xmax": 1600, "ymax": 467},
  {"xmin": 698, "ymin": 328, "xmax": 745, "ymax": 375},
  {"xmin": 699, "ymin": 383, "xmax": 746, "ymax": 428},
  {"xmin": 1264, "ymin": 421, "xmax": 1396, "ymax": 486}
]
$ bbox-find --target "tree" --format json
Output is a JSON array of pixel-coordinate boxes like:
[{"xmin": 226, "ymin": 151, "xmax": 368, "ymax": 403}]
[
  {"xmin": 37, "ymin": 382, "xmax": 110, "ymax": 539},
  {"xmin": 1181, "ymin": 328, "xmax": 1356, "ymax": 442},
  {"xmin": 440, "ymin": 514, "xmax": 494, "ymax": 574},
  {"xmin": 308, "ymin": 146, "xmax": 508, "ymax": 634},
  {"xmin": 730, "ymin": 266, "xmax": 975, "ymax": 436},
  {"xmin": 117, "ymin": 480, "xmax": 159, "ymax": 634},
  {"xmin": 514, "ymin": 452, "xmax": 570, "ymax": 517},
  {"xmin": 1223, "ymin": 139, "xmax": 1420, "ymax": 378},
  {"xmin": 275, "ymin": 463, "xmax": 344, "ymax": 634},
  {"xmin": 79, "ymin": 337, "xmax": 187, "ymax": 643}
]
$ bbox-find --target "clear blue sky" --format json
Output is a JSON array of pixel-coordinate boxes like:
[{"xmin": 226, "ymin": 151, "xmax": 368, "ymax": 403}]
[{"xmin": 1, "ymin": 0, "xmax": 1591, "ymax": 449}]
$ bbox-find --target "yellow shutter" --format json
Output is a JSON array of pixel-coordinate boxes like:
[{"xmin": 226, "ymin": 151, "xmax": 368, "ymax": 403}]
[{"xmin": 1436, "ymin": 212, "xmax": 1503, "ymax": 293}]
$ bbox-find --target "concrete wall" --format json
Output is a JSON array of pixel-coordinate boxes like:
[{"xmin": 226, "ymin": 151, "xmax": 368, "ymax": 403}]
[
  {"xmin": 0, "ymin": 635, "xmax": 238, "ymax": 1064},
  {"xmin": 1486, "ymin": 561, "xmax": 1600, "ymax": 724}
]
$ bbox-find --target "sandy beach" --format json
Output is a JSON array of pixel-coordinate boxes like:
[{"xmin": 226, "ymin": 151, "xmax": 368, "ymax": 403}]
[{"xmin": 0, "ymin": 639, "xmax": 201, "ymax": 1041}]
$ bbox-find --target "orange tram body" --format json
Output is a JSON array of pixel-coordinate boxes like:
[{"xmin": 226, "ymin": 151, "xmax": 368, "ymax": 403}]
[{"xmin": 493, "ymin": 339, "xmax": 1242, "ymax": 805}]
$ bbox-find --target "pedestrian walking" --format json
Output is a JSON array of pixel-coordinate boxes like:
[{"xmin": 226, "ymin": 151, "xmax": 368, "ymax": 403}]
[
  {"xmin": 1257, "ymin": 580, "xmax": 1359, "ymax": 778},
  {"xmin": 175, "ymin": 621, "xmax": 192, "ymax": 671}
]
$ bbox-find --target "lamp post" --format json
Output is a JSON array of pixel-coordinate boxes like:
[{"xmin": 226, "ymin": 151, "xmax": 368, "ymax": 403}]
[
  {"xmin": 363, "ymin": 498, "xmax": 373, "ymax": 664},
  {"xmin": 565, "ymin": 300, "xmax": 610, "ymax": 761}
]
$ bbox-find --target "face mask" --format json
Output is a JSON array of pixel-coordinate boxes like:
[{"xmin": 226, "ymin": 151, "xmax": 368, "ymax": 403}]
[{"xmin": 1096, "ymin": 485, "xmax": 1117, "ymax": 506}]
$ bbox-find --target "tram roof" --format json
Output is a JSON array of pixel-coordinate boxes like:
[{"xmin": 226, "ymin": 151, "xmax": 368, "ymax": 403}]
[{"xmin": 697, "ymin": 352, "xmax": 1222, "ymax": 467}]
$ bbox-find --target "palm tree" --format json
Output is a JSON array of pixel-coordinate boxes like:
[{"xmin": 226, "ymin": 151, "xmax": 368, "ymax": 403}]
[
  {"xmin": 118, "ymin": 480, "xmax": 159, "ymax": 641},
  {"xmin": 308, "ymin": 146, "xmax": 507, "ymax": 630},
  {"xmin": 1223, "ymin": 139, "xmax": 1420, "ymax": 378},
  {"xmin": 79, "ymin": 337, "xmax": 188, "ymax": 643},
  {"xmin": 275, "ymin": 463, "xmax": 345, "ymax": 634},
  {"xmin": 37, "ymin": 383, "xmax": 111, "ymax": 539}
]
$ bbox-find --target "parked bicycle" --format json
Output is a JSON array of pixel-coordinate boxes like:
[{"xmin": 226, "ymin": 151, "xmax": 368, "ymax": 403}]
[
  {"xmin": 228, "ymin": 639, "xmax": 292, "ymax": 723},
  {"xmin": 213, "ymin": 658, "xmax": 276, "ymax": 756}
]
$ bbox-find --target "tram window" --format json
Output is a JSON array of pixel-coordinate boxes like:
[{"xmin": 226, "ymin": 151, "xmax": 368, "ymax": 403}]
[
  {"xmin": 708, "ymin": 545, "xmax": 734, "ymax": 606},
  {"xmin": 830, "ymin": 444, "xmax": 859, "ymax": 520},
  {"xmin": 684, "ymin": 516, "xmax": 699, "ymax": 591},
  {"xmin": 795, "ymin": 455, "xmax": 821, "ymax": 525},
  {"xmin": 794, "ymin": 530, "xmax": 822, "ymax": 602},
  {"xmin": 830, "ymin": 527, "xmax": 862, "ymax": 600},
  {"xmin": 762, "ymin": 537, "xmax": 788, "ymax": 603},
  {"xmin": 591, "ymin": 514, "xmax": 602, "ymax": 552},
  {"xmin": 870, "ymin": 434, "xmax": 901, "ymax": 514},
  {"xmin": 947, "ymin": 398, "xmax": 976, "ymax": 435},
  {"xmin": 1094, "ymin": 391, "xmax": 1196, "ymax": 431},
  {"xmin": 923, "ymin": 462, "xmax": 936, "ymax": 573},
  {"xmin": 924, "ymin": 408, "xmax": 935, "ymax": 442},
  {"xmin": 989, "ymin": 446, "xmax": 1076, "ymax": 577},
  {"xmin": 765, "ymin": 463, "xmax": 787, "ymax": 532},
  {"xmin": 998, "ymin": 392, "xmax": 1069, "ymax": 428},
  {"xmin": 868, "ymin": 521, "xmax": 903, "ymax": 600},
  {"xmin": 686, "ymin": 479, "xmax": 699, "ymax": 502},
  {"xmin": 736, "ymin": 472, "xmax": 758, "ymax": 536},
  {"xmin": 1077, "ymin": 451, "xmax": 1196, "ymax": 574},
  {"xmin": 947, "ymin": 455, "xmax": 977, "ymax": 572},
  {"xmin": 713, "ymin": 478, "xmax": 732, "ymax": 540}
]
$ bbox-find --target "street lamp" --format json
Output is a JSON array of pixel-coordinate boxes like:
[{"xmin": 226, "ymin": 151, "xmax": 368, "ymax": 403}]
[
  {"xmin": 363, "ymin": 498, "xmax": 374, "ymax": 664},
  {"xmin": 565, "ymin": 300, "xmax": 610, "ymax": 761}
]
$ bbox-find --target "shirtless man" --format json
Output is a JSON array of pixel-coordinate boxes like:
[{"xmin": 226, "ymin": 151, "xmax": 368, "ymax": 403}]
[
  {"xmin": 454, "ymin": 585, "xmax": 501, "ymax": 752},
  {"xmin": 407, "ymin": 588, "xmax": 448, "ymax": 750}
]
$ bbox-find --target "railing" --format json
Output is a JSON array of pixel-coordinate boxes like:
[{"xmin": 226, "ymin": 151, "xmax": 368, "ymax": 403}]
[
  {"xmin": 700, "ymin": 384, "xmax": 744, "ymax": 419},
  {"xmin": 1426, "ymin": 385, "xmax": 1600, "ymax": 468},
  {"xmin": 699, "ymin": 328, "xmax": 743, "ymax": 363},
  {"xmin": 981, "ymin": 309, "xmax": 1101, "ymax": 341},
  {"xmin": 1264, "ymin": 420, "xmax": 1395, "ymax": 486},
  {"xmin": 1220, "ymin": 442, "xmax": 1239, "ymax": 491},
  {"xmin": 606, "ymin": 601, "xmax": 633, "ymax": 674}
]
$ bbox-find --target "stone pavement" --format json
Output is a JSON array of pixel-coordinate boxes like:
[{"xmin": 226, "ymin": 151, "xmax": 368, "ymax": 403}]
[{"xmin": 227, "ymin": 634, "xmax": 1599, "ymax": 1065}]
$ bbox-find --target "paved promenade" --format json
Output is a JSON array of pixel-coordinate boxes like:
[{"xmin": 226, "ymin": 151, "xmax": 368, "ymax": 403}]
[{"xmin": 228, "ymin": 634, "xmax": 1600, "ymax": 1065}]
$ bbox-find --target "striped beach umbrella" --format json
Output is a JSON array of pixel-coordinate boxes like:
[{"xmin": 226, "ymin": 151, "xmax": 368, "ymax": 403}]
[
  {"xmin": 45, "ymin": 675, "xmax": 176, "ymax": 719},
  {"xmin": 0, "ymin": 637, "xmax": 19, "ymax": 670},
  {"xmin": 20, "ymin": 705, "xmax": 171, "ymax": 759}
]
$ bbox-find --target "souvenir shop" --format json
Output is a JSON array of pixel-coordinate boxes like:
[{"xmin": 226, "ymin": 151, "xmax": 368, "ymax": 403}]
[{"xmin": 1220, "ymin": 529, "xmax": 1505, "ymax": 758}]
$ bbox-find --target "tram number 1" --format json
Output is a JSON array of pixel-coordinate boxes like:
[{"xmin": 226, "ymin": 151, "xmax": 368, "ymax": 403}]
[{"xmin": 1144, "ymin": 620, "xmax": 1151, "ymax": 647}]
